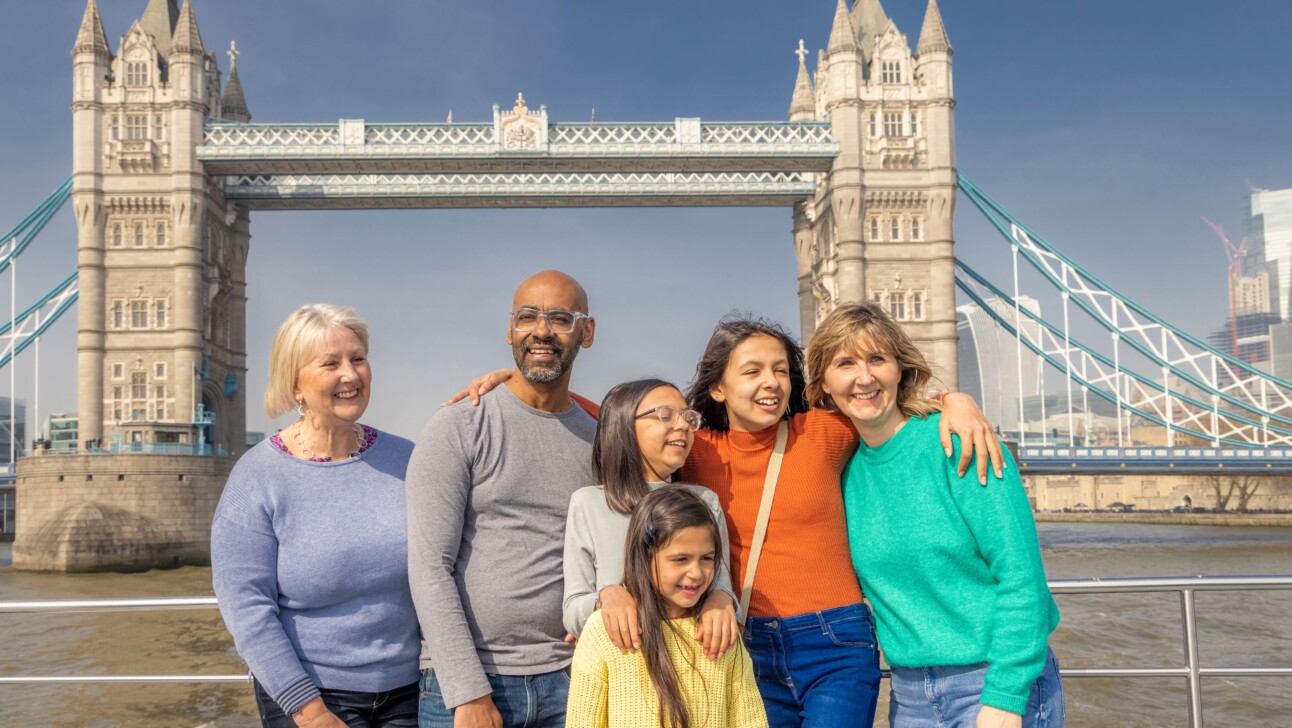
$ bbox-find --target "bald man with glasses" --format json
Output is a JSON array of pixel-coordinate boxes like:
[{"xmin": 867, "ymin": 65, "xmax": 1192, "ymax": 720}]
[{"xmin": 406, "ymin": 270, "xmax": 599, "ymax": 728}]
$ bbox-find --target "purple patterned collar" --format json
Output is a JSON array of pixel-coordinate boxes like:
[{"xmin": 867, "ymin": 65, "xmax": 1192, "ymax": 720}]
[{"xmin": 269, "ymin": 424, "xmax": 378, "ymax": 462}]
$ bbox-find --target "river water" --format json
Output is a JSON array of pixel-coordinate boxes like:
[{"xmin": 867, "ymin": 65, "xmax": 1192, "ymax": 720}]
[{"xmin": 1, "ymin": 523, "xmax": 1290, "ymax": 727}]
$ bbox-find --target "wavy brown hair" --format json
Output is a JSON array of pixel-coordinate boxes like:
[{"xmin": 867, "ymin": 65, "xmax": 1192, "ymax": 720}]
[
  {"xmin": 592, "ymin": 378, "xmax": 678, "ymax": 514},
  {"xmin": 805, "ymin": 302, "xmax": 942, "ymax": 418},
  {"xmin": 624, "ymin": 486, "xmax": 725, "ymax": 728},
  {"xmin": 685, "ymin": 315, "xmax": 808, "ymax": 431}
]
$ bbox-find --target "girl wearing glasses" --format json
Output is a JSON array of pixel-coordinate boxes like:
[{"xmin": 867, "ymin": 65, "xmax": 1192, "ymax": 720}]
[{"xmin": 562, "ymin": 379, "xmax": 741, "ymax": 661}]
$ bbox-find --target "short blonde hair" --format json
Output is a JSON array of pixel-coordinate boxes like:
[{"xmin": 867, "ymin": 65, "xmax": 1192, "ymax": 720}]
[
  {"xmin": 805, "ymin": 303, "xmax": 941, "ymax": 419},
  {"xmin": 264, "ymin": 304, "xmax": 370, "ymax": 418}
]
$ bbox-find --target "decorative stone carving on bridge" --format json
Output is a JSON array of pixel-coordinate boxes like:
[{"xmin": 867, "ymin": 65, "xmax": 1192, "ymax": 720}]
[{"xmin": 494, "ymin": 93, "xmax": 549, "ymax": 152}]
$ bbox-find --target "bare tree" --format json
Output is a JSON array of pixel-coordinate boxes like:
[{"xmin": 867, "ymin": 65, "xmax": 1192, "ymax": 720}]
[
  {"xmin": 1233, "ymin": 474, "xmax": 1263, "ymax": 512},
  {"xmin": 1203, "ymin": 474, "xmax": 1235, "ymax": 512},
  {"xmin": 1203, "ymin": 473, "xmax": 1265, "ymax": 512}
]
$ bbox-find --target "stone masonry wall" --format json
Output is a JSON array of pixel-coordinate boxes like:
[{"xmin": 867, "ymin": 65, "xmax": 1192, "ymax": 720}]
[{"xmin": 12, "ymin": 453, "xmax": 233, "ymax": 572}]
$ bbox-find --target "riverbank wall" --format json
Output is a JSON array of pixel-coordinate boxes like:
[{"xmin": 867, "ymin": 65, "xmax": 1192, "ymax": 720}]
[{"xmin": 1035, "ymin": 512, "xmax": 1292, "ymax": 527}]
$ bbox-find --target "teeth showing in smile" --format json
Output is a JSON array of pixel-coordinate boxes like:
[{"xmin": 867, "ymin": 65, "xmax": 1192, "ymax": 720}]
[
  {"xmin": 755, "ymin": 398, "xmax": 779, "ymax": 407},
  {"xmin": 335, "ymin": 390, "xmax": 359, "ymax": 399},
  {"xmin": 665, "ymin": 439, "xmax": 687, "ymax": 448},
  {"xmin": 851, "ymin": 391, "xmax": 879, "ymax": 401}
]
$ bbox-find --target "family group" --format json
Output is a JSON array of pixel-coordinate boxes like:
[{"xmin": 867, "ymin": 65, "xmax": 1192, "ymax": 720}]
[{"xmin": 210, "ymin": 270, "xmax": 1064, "ymax": 728}]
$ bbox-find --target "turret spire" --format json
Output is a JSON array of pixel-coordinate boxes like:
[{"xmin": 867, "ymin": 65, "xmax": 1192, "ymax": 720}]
[
  {"xmin": 789, "ymin": 40, "xmax": 815, "ymax": 121},
  {"xmin": 72, "ymin": 0, "xmax": 111, "ymax": 56},
  {"xmin": 850, "ymin": 0, "xmax": 890, "ymax": 64},
  {"xmin": 916, "ymin": 0, "xmax": 953, "ymax": 55},
  {"xmin": 220, "ymin": 41, "xmax": 251, "ymax": 122},
  {"xmin": 139, "ymin": 0, "xmax": 180, "ymax": 58},
  {"xmin": 170, "ymin": 0, "xmax": 204, "ymax": 55},
  {"xmin": 827, "ymin": 0, "xmax": 859, "ymax": 55}
]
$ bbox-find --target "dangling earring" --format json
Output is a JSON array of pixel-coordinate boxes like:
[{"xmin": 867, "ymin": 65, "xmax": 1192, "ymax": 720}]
[{"xmin": 295, "ymin": 400, "xmax": 305, "ymax": 417}]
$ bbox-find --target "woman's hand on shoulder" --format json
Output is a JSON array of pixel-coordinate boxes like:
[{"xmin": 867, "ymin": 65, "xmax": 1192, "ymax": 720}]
[
  {"xmin": 291, "ymin": 698, "xmax": 349, "ymax": 728},
  {"xmin": 441, "ymin": 369, "xmax": 513, "ymax": 406},
  {"xmin": 975, "ymin": 704, "xmax": 1022, "ymax": 728},
  {"xmin": 598, "ymin": 585, "xmax": 641, "ymax": 653},
  {"xmin": 938, "ymin": 392, "xmax": 1005, "ymax": 486},
  {"xmin": 695, "ymin": 590, "xmax": 739, "ymax": 660}
]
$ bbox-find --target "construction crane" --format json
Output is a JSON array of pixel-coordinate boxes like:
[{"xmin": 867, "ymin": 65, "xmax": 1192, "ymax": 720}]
[{"xmin": 1202, "ymin": 216, "xmax": 1247, "ymax": 361}]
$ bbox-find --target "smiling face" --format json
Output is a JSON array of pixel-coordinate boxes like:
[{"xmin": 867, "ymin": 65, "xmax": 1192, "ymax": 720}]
[
  {"xmin": 820, "ymin": 336, "xmax": 907, "ymax": 447},
  {"xmin": 506, "ymin": 271, "xmax": 594, "ymax": 386},
  {"xmin": 294, "ymin": 325, "xmax": 371, "ymax": 426},
  {"xmin": 651, "ymin": 525, "xmax": 717, "ymax": 619},
  {"xmin": 709, "ymin": 334, "xmax": 791, "ymax": 433},
  {"xmin": 635, "ymin": 386, "xmax": 694, "ymax": 483}
]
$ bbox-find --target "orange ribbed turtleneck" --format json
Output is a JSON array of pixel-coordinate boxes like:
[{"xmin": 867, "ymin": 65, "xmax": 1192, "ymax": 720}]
[{"xmin": 682, "ymin": 409, "xmax": 863, "ymax": 618}]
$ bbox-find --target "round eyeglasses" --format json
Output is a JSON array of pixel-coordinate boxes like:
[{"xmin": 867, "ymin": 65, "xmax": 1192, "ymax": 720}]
[
  {"xmin": 635, "ymin": 405, "xmax": 704, "ymax": 432},
  {"xmin": 510, "ymin": 307, "xmax": 591, "ymax": 334}
]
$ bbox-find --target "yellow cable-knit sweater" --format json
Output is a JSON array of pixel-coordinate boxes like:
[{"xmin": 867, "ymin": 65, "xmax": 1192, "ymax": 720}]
[{"xmin": 566, "ymin": 615, "xmax": 769, "ymax": 728}]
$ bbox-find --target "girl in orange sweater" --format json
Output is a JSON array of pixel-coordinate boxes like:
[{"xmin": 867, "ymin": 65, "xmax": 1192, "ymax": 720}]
[{"xmin": 681, "ymin": 317, "xmax": 1001, "ymax": 728}]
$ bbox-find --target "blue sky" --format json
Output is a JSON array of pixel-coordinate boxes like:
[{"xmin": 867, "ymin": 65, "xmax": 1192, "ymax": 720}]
[{"xmin": 1, "ymin": 1, "xmax": 1290, "ymax": 439}]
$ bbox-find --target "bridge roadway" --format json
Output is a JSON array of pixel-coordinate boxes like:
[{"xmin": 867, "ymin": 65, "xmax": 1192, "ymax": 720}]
[
  {"xmin": 1017, "ymin": 445, "xmax": 1292, "ymax": 474},
  {"xmin": 197, "ymin": 118, "xmax": 837, "ymax": 209}
]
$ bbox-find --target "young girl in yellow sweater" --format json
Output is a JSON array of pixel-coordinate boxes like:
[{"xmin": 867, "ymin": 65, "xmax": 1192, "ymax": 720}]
[{"xmin": 566, "ymin": 485, "xmax": 768, "ymax": 728}]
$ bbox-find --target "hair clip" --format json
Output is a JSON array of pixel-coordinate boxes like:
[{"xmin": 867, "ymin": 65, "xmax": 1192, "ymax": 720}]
[{"xmin": 645, "ymin": 517, "xmax": 658, "ymax": 545}]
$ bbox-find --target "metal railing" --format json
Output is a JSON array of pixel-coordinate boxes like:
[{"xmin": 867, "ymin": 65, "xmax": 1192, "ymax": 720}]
[
  {"xmin": 0, "ymin": 596, "xmax": 246, "ymax": 684},
  {"xmin": 1, "ymin": 576, "xmax": 1289, "ymax": 726},
  {"xmin": 1047, "ymin": 574, "xmax": 1292, "ymax": 728}
]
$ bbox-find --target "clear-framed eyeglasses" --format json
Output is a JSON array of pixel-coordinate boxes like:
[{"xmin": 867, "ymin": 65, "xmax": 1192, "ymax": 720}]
[
  {"xmin": 510, "ymin": 307, "xmax": 591, "ymax": 334},
  {"xmin": 635, "ymin": 405, "xmax": 704, "ymax": 432}
]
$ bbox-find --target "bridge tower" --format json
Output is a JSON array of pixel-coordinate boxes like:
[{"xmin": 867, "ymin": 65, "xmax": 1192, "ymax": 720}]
[
  {"xmin": 793, "ymin": 0, "xmax": 958, "ymax": 386},
  {"xmin": 71, "ymin": 0, "xmax": 248, "ymax": 455},
  {"xmin": 14, "ymin": 0, "xmax": 247, "ymax": 571}
]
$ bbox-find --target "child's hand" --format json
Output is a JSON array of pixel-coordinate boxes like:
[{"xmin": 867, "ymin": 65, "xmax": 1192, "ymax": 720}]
[
  {"xmin": 598, "ymin": 585, "xmax": 641, "ymax": 653},
  {"xmin": 695, "ymin": 591, "xmax": 739, "ymax": 660}
]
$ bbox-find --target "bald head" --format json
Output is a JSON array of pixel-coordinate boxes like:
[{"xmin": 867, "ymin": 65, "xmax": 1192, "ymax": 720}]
[{"xmin": 512, "ymin": 270, "xmax": 589, "ymax": 313}]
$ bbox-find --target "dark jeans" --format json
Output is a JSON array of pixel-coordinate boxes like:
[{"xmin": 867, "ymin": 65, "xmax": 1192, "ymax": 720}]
[
  {"xmin": 745, "ymin": 602, "xmax": 883, "ymax": 728},
  {"xmin": 417, "ymin": 668, "xmax": 569, "ymax": 728},
  {"xmin": 254, "ymin": 678, "xmax": 419, "ymax": 728}
]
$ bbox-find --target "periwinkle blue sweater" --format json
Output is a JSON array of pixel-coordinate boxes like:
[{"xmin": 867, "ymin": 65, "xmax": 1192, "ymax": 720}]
[{"xmin": 211, "ymin": 430, "xmax": 421, "ymax": 715}]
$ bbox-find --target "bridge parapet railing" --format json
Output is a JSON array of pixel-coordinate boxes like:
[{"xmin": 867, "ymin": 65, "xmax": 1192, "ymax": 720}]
[{"xmin": 202, "ymin": 121, "xmax": 835, "ymax": 158}]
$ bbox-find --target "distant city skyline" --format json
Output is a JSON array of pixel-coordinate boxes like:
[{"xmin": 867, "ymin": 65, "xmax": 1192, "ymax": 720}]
[{"xmin": 2, "ymin": 1, "xmax": 1291, "ymax": 439}]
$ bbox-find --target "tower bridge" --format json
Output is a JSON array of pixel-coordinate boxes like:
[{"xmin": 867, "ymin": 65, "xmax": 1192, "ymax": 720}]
[{"xmin": 3, "ymin": 0, "xmax": 1289, "ymax": 569}]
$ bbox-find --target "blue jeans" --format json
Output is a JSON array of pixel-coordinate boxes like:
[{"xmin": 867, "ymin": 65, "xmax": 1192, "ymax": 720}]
[
  {"xmin": 744, "ymin": 602, "xmax": 883, "ymax": 728},
  {"xmin": 253, "ymin": 678, "xmax": 418, "ymax": 728},
  {"xmin": 888, "ymin": 647, "xmax": 1065, "ymax": 728},
  {"xmin": 417, "ymin": 668, "xmax": 568, "ymax": 728}
]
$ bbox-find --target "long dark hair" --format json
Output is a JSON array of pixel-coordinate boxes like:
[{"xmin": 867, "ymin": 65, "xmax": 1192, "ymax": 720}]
[
  {"xmin": 685, "ymin": 315, "xmax": 809, "ymax": 431},
  {"xmin": 624, "ymin": 486, "xmax": 724, "ymax": 728},
  {"xmin": 592, "ymin": 378, "xmax": 677, "ymax": 514}
]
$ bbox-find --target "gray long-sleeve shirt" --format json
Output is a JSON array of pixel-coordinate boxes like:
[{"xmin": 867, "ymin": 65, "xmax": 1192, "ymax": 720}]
[
  {"xmin": 562, "ymin": 483, "xmax": 735, "ymax": 638},
  {"xmin": 405, "ymin": 386, "xmax": 597, "ymax": 710}
]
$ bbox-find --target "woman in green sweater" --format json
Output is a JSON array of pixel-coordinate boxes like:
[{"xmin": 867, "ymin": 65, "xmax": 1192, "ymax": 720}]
[{"xmin": 804, "ymin": 303, "xmax": 1064, "ymax": 728}]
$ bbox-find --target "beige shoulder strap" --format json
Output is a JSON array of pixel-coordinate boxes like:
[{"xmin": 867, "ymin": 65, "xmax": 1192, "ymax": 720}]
[{"xmin": 738, "ymin": 420, "xmax": 789, "ymax": 620}]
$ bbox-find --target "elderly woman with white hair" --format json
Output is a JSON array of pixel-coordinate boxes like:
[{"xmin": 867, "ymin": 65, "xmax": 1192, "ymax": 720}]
[{"xmin": 212, "ymin": 304, "xmax": 419, "ymax": 728}]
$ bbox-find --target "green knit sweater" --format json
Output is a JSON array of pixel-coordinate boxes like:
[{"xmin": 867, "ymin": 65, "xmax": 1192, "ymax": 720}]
[{"xmin": 842, "ymin": 412, "xmax": 1059, "ymax": 715}]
